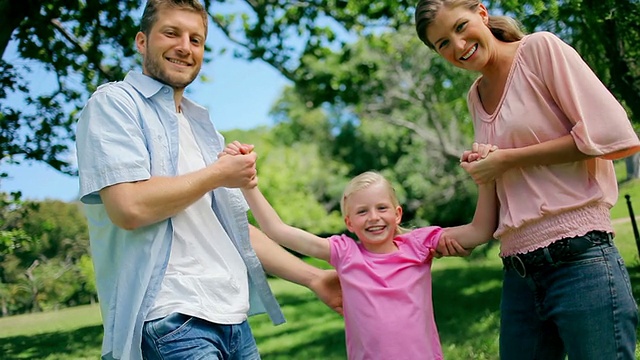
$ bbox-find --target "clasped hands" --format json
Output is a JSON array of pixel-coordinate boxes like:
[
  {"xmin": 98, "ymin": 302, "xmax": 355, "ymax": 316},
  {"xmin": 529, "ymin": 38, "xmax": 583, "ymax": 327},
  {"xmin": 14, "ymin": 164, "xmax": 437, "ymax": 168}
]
[
  {"xmin": 459, "ymin": 142, "xmax": 502, "ymax": 184},
  {"xmin": 436, "ymin": 142, "xmax": 500, "ymax": 257},
  {"xmin": 216, "ymin": 141, "xmax": 259, "ymax": 188}
]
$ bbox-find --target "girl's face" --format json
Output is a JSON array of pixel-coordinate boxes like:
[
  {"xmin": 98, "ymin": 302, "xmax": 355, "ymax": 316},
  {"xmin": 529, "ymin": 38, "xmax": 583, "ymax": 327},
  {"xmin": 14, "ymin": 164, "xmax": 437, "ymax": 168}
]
[
  {"xmin": 426, "ymin": 4, "xmax": 492, "ymax": 72},
  {"xmin": 344, "ymin": 183, "xmax": 403, "ymax": 254}
]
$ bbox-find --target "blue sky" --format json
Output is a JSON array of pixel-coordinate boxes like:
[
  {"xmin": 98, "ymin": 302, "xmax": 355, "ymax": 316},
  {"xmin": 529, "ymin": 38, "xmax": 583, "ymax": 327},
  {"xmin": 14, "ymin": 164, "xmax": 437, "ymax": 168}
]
[{"xmin": 1, "ymin": 24, "xmax": 289, "ymax": 202}]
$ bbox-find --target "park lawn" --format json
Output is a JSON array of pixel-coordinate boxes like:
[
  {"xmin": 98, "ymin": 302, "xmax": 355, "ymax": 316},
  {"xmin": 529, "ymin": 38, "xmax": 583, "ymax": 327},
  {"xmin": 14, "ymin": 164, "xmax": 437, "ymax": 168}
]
[
  {"xmin": 2, "ymin": 235, "xmax": 639, "ymax": 360},
  {"xmin": 2, "ymin": 170, "xmax": 640, "ymax": 359},
  {"xmin": 0, "ymin": 304, "xmax": 103, "ymax": 359}
]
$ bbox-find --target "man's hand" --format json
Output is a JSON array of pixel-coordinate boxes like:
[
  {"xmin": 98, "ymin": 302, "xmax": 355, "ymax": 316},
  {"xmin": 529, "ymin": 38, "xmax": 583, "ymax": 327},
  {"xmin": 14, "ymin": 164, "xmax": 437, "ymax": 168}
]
[
  {"xmin": 211, "ymin": 150, "xmax": 258, "ymax": 188},
  {"xmin": 308, "ymin": 269, "xmax": 343, "ymax": 316}
]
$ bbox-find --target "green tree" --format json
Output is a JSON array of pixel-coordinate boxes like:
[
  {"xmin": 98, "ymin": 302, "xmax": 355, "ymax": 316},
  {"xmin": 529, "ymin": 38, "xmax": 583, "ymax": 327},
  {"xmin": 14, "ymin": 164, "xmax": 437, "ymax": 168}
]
[
  {"xmin": 272, "ymin": 27, "xmax": 480, "ymax": 226},
  {"xmin": 0, "ymin": 192, "xmax": 37, "ymax": 315},
  {"xmin": 2, "ymin": 0, "xmax": 140, "ymax": 175},
  {"xmin": 77, "ymin": 254, "xmax": 96, "ymax": 304},
  {"xmin": 0, "ymin": 197, "xmax": 91, "ymax": 315},
  {"xmin": 1, "ymin": 0, "xmax": 412, "ymax": 175},
  {"xmin": 3, "ymin": 0, "xmax": 637, "ymax": 177},
  {"xmin": 223, "ymin": 127, "xmax": 348, "ymax": 236}
]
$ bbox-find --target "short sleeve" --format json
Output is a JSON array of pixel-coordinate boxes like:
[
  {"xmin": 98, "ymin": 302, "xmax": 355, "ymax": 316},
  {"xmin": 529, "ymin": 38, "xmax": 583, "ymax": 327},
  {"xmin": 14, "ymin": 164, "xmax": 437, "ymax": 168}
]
[
  {"xmin": 76, "ymin": 85, "xmax": 151, "ymax": 204},
  {"xmin": 525, "ymin": 32, "xmax": 640, "ymax": 159},
  {"xmin": 328, "ymin": 234, "xmax": 357, "ymax": 269},
  {"xmin": 400, "ymin": 226, "xmax": 443, "ymax": 261}
]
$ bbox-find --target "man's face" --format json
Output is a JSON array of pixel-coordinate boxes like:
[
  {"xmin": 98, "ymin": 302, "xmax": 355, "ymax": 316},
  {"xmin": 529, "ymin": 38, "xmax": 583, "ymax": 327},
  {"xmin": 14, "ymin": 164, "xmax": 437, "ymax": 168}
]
[{"xmin": 135, "ymin": 7, "xmax": 206, "ymax": 90}]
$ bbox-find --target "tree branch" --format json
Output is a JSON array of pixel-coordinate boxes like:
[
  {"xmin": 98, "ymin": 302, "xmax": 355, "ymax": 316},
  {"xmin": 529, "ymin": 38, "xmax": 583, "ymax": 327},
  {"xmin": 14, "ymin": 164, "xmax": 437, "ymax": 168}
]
[{"xmin": 49, "ymin": 18, "xmax": 112, "ymax": 81}]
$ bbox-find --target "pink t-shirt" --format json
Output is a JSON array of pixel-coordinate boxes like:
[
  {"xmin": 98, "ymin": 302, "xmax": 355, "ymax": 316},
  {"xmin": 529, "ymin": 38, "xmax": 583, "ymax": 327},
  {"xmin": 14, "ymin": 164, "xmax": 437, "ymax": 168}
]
[
  {"xmin": 467, "ymin": 32, "xmax": 640, "ymax": 256},
  {"xmin": 329, "ymin": 226, "xmax": 444, "ymax": 360}
]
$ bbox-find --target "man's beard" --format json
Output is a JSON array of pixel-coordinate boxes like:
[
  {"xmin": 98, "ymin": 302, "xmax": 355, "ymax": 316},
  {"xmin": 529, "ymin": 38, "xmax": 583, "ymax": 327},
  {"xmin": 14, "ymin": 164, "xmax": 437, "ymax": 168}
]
[{"xmin": 143, "ymin": 53, "xmax": 198, "ymax": 89}]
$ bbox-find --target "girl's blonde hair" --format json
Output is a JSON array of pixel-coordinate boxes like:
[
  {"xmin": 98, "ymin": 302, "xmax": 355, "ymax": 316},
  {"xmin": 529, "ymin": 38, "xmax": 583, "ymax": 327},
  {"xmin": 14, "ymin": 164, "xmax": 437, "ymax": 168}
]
[
  {"xmin": 414, "ymin": 0, "xmax": 524, "ymax": 50},
  {"xmin": 340, "ymin": 171, "xmax": 409, "ymax": 235}
]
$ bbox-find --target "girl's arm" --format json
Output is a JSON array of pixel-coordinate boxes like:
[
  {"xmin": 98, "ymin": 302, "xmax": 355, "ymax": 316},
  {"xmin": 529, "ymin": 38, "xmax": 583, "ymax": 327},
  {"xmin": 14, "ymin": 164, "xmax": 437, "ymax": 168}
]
[
  {"xmin": 249, "ymin": 225, "xmax": 342, "ymax": 315},
  {"xmin": 242, "ymin": 186, "xmax": 331, "ymax": 262},
  {"xmin": 442, "ymin": 181, "xmax": 498, "ymax": 249}
]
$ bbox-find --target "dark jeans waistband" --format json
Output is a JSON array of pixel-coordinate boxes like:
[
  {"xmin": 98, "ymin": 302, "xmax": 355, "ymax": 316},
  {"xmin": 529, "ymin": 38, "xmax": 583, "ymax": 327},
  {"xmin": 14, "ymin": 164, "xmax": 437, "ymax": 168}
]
[{"xmin": 502, "ymin": 231, "xmax": 613, "ymax": 278}]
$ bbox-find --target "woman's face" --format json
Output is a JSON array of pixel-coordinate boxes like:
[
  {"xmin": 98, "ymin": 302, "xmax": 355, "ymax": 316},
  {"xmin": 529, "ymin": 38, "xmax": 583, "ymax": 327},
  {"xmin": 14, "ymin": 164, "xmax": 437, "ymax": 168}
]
[{"xmin": 426, "ymin": 4, "xmax": 491, "ymax": 72}]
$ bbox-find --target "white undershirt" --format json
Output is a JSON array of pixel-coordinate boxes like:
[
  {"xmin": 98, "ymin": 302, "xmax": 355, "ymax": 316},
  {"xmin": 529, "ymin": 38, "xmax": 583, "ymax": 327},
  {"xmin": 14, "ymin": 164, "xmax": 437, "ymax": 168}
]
[{"xmin": 146, "ymin": 112, "xmax": 249, "ymax": 324}]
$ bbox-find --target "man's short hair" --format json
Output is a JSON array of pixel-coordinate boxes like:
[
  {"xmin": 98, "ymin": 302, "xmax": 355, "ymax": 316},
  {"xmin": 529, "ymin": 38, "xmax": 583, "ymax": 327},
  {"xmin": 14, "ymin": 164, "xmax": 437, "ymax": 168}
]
[{"xmin": 140, "ymin": 0, "xmax": 208, "ymax": 36}]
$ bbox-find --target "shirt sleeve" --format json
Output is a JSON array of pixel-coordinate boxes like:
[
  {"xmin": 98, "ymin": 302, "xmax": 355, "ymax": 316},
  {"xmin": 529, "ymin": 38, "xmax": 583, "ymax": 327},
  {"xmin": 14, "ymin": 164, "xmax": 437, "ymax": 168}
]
[
  {"xmin": 233, "ymin": 189, "xmax": 250, "ymax": 212},
  {"xmin": 76, "ymin": 85, "xmax": 152, "ymax": 204},
  {"xmin": 403, "ymin": 226, "xmax": 443, "ymax": 261},
  {"xmin": 526, "ymin": 32, "xmax": 640, "ymax": 159},
  {"xmin": 328, "ymin": 234, "xmax": 355, "ymax": 270}
]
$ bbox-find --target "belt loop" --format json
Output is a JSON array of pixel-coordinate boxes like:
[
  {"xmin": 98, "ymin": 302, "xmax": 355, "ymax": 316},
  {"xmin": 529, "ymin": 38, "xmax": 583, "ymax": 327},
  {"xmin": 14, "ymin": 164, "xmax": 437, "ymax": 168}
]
[{"xmin": 543, "ymin": 247, "xmax": 553, "ymax": 263}]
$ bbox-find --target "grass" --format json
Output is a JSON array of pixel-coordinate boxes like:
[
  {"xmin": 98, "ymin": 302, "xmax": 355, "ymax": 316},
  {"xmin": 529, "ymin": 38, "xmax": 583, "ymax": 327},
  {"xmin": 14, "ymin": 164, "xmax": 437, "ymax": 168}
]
[
  {"xmin": 0, "ymin": 305, "xmax": 103, "ymax": 359},
  {"xmin": 2, "ymin": 240, "xmax": 639, "ymax": 359},
  {"xmin": 2, "ymin": 166, "xmax": 640, "ymax": 359}
]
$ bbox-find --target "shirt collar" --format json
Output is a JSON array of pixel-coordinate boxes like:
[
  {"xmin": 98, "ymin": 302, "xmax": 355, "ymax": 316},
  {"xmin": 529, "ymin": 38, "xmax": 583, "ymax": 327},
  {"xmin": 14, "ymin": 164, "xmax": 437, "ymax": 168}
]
[{"xmin": 124, "ymin": 71, "xmax": 166, "ymax": 98}]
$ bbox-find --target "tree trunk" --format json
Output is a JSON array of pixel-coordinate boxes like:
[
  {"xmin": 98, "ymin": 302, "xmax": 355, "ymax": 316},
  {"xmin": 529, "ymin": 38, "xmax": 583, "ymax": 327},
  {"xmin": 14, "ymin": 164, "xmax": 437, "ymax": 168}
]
[
  {"xmin": 25, "ymin": 259, "xmax": 41, "ymax": 313},
  {"xmin": 0, "ymin": 1, "xmax": 34, "ymax": 58}
]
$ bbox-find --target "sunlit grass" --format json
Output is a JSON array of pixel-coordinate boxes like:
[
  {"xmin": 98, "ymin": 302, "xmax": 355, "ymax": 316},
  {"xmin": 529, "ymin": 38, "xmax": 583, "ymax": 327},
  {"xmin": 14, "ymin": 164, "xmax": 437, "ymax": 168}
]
[
  {"xmin": 0, "ymin": 304, "xmax": 103, "ymax": 359},
  {"xmin": 0, "ymin": 304, "xmax": 102, "ymax": 338}
]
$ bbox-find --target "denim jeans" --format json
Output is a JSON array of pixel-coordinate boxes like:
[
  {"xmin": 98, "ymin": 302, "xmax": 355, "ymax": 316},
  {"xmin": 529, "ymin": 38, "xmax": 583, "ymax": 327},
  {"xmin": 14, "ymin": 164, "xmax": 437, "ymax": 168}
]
[
  {"xmin": 500, "ymin": 241, "xmax": 638, "ymax": 360},
  {"xmin": 141, "ymin": 313, "xmax": 260, "ymax": 360}
]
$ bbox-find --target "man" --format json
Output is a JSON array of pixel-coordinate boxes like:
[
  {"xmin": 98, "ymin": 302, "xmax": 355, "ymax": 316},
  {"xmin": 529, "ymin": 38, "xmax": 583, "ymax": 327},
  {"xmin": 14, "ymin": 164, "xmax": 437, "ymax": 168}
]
[{"xmin": 75, "ymin": 1, "xmax": 341, "ymax": 359}]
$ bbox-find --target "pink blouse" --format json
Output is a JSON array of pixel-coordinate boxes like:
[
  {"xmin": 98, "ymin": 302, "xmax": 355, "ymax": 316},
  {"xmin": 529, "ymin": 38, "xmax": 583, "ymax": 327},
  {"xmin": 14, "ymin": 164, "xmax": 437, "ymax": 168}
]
[{"xmin": 467, "ymin": 32, "xmax": 640, "ymax": 256}]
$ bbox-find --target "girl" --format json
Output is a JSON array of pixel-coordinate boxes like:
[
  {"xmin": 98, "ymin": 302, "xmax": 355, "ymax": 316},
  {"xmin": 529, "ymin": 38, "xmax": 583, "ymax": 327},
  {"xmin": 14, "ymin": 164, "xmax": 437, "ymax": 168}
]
[
  {"xmin": 415, "ymin": 1, "xmax": 640, "ymax": 359},
  {"xmin": 223, "ymin": 142, "xmax": 496, "ymax": 360}
]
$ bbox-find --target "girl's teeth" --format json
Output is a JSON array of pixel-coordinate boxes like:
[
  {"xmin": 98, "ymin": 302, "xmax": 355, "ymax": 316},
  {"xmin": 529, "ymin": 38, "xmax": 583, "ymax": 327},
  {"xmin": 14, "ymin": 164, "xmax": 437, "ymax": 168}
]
[{"xmin": 461, "ymin": 44, "xmax": 477, "ymax": 60}]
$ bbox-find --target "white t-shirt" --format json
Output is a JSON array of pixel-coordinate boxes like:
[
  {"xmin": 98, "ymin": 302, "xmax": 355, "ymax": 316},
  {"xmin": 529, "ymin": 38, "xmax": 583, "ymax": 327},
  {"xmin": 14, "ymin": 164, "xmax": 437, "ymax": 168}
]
[{"xmin": 146, "ymin": 112, "xmax": 249, "ymax": 324}]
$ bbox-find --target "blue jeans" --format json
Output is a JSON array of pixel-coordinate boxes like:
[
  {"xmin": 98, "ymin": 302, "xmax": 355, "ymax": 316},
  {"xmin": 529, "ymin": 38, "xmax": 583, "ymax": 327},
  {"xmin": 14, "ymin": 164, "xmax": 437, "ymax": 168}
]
[
  {"xmin": 141, "ymin": 313, "xmax": 260, "ymax": 360},
  {"xmin": 500, "ymin": 241, "xmax": 638, "ymax": 360}
]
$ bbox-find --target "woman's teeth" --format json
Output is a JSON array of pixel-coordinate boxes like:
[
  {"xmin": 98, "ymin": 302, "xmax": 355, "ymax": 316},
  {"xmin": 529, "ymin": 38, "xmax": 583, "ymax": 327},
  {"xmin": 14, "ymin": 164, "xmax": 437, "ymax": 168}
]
[{"xmin": 461, "ymin": 44, "xmax": 477, "ymax": 60}]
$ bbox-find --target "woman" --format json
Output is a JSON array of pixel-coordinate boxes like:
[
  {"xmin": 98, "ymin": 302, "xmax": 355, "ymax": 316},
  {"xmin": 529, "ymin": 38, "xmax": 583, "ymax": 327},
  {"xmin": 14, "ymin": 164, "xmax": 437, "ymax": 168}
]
[{"xmin": 415, "ymin": 1, "xmax": 640, "ymax": 359}]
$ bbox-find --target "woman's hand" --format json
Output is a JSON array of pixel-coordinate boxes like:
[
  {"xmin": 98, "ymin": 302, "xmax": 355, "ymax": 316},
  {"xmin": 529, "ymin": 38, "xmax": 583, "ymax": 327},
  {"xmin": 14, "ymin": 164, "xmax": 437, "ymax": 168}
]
[
  {"xmin": 460, "ymin": 143, "xmax": 504, "ymax": 184},
  {"xmin": 435, "ymin": 234, "xmax": 473, "ymax": 257},
  {"xmin": 460, "ymin": 142, "xmax": 498, "ymax": 162}
]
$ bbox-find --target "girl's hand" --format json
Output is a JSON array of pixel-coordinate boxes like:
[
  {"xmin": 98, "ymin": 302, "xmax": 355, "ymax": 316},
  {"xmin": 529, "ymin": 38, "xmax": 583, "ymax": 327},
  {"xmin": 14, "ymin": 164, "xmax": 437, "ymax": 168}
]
[
  {"xmin": 460, "ymin": 142, "xmax": 498, "ymax": 162},
  {"xmin": 459, "ymin": 143, "xmax": 504, "ymax": 184},
  {"xmin": 460, "ymin": 149, "xmax": 507, "ymax": 184},
  {"xmin": 220, "ymin": 141, "xmax": 255, "ymax": 157}
]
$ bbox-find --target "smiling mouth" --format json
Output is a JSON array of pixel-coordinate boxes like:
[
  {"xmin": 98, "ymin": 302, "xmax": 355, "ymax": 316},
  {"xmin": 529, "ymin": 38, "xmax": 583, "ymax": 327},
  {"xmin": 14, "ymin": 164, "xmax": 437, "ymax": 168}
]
[
  {"xmin": 460, "ymin": 44, "xmax": 478, "ymax": 60},
  {"xmin": 167, "ymin": 58, "xmax": 190, "ymax": 66},
  {"xmin": 366, "ymin": 225, "xmax": 385, "ymax": 232}
]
